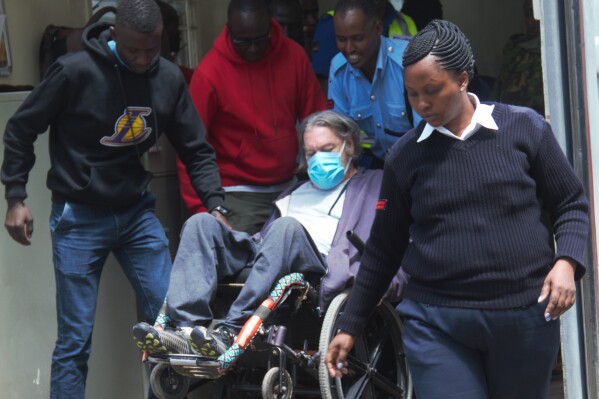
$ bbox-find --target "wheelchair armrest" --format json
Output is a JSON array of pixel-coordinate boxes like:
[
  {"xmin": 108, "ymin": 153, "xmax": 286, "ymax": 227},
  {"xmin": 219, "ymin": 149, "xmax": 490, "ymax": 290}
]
[{"xmin": 346, "ymin": 230, "xmax": 365, "ymax": 254}]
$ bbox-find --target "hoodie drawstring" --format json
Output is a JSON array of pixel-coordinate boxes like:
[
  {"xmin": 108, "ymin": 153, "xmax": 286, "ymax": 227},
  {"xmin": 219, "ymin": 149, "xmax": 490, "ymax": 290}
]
[
  {"xmin": 146, "ymin": 78, "xmax": 161, "ymax": 153},
  {"xmin": 266, "ymin": 62, "xmax": 279, "ymax": 136},
  {"xmin": 246, "ymin": 65, "xmax": 260, "ymax": 143},
  {"xmin": 114, "ymin": 64, "xmax": 142, "ymax": 160}
]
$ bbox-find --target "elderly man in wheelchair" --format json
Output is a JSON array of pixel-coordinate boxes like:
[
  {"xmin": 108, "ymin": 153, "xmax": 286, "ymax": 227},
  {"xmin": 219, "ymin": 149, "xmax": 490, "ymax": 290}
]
[{"xmin": 132, "ymin": 110, "xmax": 410, "ymax": 398}]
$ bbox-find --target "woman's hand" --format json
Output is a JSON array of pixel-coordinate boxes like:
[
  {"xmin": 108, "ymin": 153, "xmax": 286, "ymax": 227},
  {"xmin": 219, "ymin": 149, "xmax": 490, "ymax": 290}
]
[
  {"xmin": 325, "ymin": 332, "xmax": 355, "ymax": 378},
  {"xmin": 538, "ymin": 258, "xmax": 577, "ymax": 321}
]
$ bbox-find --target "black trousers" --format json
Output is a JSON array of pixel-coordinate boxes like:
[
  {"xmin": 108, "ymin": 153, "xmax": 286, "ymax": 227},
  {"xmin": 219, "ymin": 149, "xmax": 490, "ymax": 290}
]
[{"xmin": 397, "ymin": 298, "xmax": 560, "ymax": 399}]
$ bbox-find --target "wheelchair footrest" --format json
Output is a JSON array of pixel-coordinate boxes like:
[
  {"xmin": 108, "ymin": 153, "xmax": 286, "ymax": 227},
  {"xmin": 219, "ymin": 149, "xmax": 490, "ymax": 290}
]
[{"xmin": 147, "ymin": 355, "xmax": 222, "ymax": 379}]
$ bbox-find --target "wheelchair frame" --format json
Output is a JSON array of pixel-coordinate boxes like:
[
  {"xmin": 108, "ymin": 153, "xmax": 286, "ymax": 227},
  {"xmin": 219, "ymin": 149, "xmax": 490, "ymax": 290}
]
[{"xmin": 143, "ymin": 273, "xmax": 412, "ymax": 399}]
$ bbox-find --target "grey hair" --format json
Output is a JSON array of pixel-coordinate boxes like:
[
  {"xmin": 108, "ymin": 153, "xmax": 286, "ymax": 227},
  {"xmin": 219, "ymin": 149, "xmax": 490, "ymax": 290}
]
[
  {"xmin": 298, "ymin": 110, "xmax": 362, "ymax": 172},
  {"xmin": 116, "ymin": 0, "xmax": 163, "ymax": 32}
]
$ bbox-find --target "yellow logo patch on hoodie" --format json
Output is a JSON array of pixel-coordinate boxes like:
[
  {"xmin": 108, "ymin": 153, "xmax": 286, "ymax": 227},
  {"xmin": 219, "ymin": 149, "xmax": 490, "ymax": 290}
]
[{"xmin": 101, "ymin": 107, "xmax": 152, "ymax": 147}]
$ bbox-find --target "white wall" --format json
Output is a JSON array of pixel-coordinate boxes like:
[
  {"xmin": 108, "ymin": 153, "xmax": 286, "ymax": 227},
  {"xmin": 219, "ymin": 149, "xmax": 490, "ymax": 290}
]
[
  {"xmin": 0, "ymin": 92, "xmax": 58, "ymax": 398},
  {"xmin": 442, "ymin": 0, "xmax": 526, "ymax": 78},
  {"xmin": 0, "ymin": 0, "xmax": 527, "ymax": 87},
  {"xmin": 0, "ymin": 0, "xmax": 147, "ymax": 395},
  {"xmin": 304, "ymin": 0, "xmax": 526, "ymax": 80},
  {"xmin": 0, "ymin": 0, "xmax": 91, "ymax": 86}
]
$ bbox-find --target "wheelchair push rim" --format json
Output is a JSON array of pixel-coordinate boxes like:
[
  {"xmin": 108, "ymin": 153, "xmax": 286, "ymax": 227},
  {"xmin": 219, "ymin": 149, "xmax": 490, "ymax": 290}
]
[{"xmin": 318, "ymin": 290, "xmax": 413, "ymax": 399}]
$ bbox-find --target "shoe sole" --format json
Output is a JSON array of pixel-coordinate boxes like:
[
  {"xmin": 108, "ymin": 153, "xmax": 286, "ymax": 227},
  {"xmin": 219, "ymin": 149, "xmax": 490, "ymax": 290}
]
[
  {"xmin": 190, "ymin": 328, "xmax": 224, "ymax": 359},
  {"xmin": 132, "ymin": 325, "xmax": 169, "ymax": 355}
]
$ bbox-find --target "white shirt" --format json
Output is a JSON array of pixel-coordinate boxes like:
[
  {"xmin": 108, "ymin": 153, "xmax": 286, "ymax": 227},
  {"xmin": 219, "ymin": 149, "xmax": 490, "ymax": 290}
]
[
  {"xmin": 224, "ymin": 178, "xmax": 296, "ymax": 193},
  {"xmin": 417, "ymin": 93, "xmax": 498, "ymax": 143},
  {"xmin": 275, "ymin": 180, "xmax": 348, "ymax": 256}
]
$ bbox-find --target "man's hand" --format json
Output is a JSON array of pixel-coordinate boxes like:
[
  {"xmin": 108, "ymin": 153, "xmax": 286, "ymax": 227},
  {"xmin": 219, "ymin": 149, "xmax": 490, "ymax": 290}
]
[
  {"xmin": 5, "ymin": 199, "xmax": 34, "ymax": 246},
  {"xmin": 210, "ymin": 210, "xmax": 232, "ymax": 229},
  {"xmin": 325, "ymin": 331, "xmax": 355, "ymax": 378},
  {"xmin": 538, "ymin": 258, "xmax": 577, "ymax": 321}
]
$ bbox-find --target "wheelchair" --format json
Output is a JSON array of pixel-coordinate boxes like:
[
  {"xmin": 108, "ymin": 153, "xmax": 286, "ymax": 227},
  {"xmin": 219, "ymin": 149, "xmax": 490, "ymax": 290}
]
[{"xmin": 142, "ymin": 270, "xmax": 412, "ymax": 399}]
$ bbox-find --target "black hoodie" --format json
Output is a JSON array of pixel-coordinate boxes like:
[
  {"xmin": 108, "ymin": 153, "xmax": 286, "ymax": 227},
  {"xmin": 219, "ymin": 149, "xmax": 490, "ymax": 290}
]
[{"xmin": 2, "ymin": 23, "xmax": 224, "ymax": 211}]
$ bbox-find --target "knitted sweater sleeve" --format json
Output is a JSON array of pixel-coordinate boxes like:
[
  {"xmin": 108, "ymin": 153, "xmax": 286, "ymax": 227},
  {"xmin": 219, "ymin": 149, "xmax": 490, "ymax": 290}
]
[
  {"xmin": 336, "ymin": 162, "xmax": 412, "ymax": 335},
  {"xmin": 529, "ymin": 118, "xmax": 589, "ymax": 279}
]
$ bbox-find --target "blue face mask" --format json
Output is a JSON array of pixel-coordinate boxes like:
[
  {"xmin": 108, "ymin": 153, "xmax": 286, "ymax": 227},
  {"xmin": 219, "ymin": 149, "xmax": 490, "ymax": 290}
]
[{"xmin": 308, "ymin": 141, "xmax": 350, "ymax": 190}]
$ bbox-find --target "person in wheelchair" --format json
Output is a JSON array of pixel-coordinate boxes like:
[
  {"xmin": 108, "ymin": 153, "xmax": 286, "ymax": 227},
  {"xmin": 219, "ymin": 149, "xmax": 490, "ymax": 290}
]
[{"xmin": 133, "ymin": 110, "xmax": 404, "ymax": 359}]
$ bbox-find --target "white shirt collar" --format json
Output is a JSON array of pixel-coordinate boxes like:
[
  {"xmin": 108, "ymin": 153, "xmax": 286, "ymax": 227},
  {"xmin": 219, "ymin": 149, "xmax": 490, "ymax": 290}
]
[{"xmin": 417, "ymin": 93, "xmax": 498, "ymax": 143}]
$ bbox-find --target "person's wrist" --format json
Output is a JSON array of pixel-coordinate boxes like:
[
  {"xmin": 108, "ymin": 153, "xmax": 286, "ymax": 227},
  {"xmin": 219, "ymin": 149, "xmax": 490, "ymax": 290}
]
[
  {"xmin": 556, "ymin": 257, "xmax": 577, "ymax": 271},
  {"xmin": 7, "ymin": 198, "xmax": 25, "ymax": 209},
  {"xmin": 210, "ymin": 205, "xmax": 230, "ymax": 217}
]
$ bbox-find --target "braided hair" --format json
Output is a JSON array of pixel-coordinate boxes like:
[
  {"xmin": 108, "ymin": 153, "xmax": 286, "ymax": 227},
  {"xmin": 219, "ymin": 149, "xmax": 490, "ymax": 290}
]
[
  {"xmin": 116, "ymin": 0, "xmax": 163, "ymax": 32},
  {"xmin": 402, "ymin": 19, "xmax": 475, "ymax": 80}
]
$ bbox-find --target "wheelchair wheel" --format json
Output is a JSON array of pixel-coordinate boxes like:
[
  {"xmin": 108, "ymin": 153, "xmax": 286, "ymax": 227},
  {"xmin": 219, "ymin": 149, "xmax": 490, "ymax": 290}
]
[
  {"xmin": 150, "ymin": 363, "xmax": 190, "ymax": 399},
  {"xmin": 318, "ymin": 291, "xmax": 412, "ymax": 399},
  {"xmin": 261, "ymin": 367, "xmax": 294, "ymax": 399}
]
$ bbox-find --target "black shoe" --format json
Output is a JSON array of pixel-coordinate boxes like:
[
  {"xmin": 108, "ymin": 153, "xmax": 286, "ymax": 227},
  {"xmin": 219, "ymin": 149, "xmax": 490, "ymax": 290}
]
[
  {"xmin": 190, "ymin": 326, "xmax": 235, "ymax": 359},
  {"xmin": 132, "ymin": 322, "xmax": 194, "ymax": 355}
]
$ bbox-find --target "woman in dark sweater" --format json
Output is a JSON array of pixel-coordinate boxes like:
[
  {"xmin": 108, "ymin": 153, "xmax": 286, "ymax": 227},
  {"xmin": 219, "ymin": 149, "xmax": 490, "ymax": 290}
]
[{"xmin": 325, "ymin": 19, "xmax": 589, "ymax": 398}]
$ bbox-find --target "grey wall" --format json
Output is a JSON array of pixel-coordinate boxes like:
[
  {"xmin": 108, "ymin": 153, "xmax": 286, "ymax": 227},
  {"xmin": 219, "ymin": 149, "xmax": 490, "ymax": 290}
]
[
  {"xmin": 442, "ymin": 0, "xmax": 526, "ymax": 78},
  {"xmin": 0, "ymin": 92, "xmax": 145, "ymax": 398}
]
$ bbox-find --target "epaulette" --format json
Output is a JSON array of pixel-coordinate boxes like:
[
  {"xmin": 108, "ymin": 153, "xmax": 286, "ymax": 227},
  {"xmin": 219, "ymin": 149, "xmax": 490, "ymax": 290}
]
[{"xmin": 329, "ymin": 51, "xmax": 349, "ymax": 76}]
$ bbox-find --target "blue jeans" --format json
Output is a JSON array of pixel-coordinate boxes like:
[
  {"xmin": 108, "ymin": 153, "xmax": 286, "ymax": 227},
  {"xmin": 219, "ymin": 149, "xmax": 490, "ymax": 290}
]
[
  {"xmin": 397, "ymin": 298, "xmax": 560, "ymax": 399},
  {"xmin": 49, "ymin": 192, "xmax": 171, "ymax": 399}
]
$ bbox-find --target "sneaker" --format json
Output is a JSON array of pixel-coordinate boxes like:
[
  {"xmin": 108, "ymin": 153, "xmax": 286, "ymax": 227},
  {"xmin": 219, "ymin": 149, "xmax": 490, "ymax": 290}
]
[
  {"xmin": 132, "ymin": 322, "xmax": 194, "ymax": 355},
  {"xmin": 190, "ymin": 326, "xmax": 235, "ymax": 359}
]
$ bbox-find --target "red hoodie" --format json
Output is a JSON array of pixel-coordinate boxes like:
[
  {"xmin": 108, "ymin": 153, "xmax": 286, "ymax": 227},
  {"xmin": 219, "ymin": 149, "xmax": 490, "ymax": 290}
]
[{"xmin": 177, "ymin": 20, "xmax": 326, "ymax": 213}]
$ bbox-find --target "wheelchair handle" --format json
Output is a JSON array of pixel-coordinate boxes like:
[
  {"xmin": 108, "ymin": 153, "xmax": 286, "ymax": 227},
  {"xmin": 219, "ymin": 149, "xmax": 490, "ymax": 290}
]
[{"xmin": 346, "ymin": 230, "xmax": 365, "ymax": 254}]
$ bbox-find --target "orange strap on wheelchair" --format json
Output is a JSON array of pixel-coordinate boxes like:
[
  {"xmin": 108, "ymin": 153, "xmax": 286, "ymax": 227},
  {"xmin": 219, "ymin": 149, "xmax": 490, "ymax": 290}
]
[
  {"xmin": 218, "ymin": 273, "xmax": 306, "ymax": 373},
  {"xmin": 236, "ymin": 298, "xmax": 275, "ymax": 347}
]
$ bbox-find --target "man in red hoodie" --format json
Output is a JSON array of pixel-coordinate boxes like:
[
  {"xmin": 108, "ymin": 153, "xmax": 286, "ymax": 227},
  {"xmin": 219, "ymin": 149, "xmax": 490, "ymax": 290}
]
[{"xmin": 177, "ymin": 0, "xmax": 327, "ymax": 235}]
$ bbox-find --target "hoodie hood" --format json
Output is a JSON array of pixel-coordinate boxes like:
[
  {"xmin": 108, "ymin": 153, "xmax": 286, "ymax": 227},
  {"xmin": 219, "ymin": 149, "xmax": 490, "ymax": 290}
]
[
  {"xmin": 213, "ymin": 19, "xmax": 285, "ymax": 65},
  {"xmin": 82, "ymin": 22, "xmax": 160, "ymax": 75},
  {"xmin": 1, "ymin": 19, "xmax": 223, "ymax": 211},
  {"xmin": 186, "ymin": 17, "xmax": 326, "ymax": 188}
]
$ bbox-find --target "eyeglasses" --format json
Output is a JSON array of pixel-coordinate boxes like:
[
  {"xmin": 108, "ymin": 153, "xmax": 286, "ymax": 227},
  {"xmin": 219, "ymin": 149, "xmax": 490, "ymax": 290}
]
[{"xmin": 231, "ymin": 33, "xmax": 271, "ymax": 49}]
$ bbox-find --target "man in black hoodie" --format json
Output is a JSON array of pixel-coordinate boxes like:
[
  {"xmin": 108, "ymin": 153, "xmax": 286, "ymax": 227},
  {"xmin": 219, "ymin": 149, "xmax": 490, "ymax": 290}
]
[{"xmin": 1, "ymin": 0, "xmax": 226, "ymax": 397}]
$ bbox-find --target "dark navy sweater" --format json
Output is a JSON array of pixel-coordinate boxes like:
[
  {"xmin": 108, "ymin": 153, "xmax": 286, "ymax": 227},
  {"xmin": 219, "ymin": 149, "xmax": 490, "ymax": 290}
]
[{"xmin": 338, "ymin": 103, "xmax": 589, "ymax": 335}]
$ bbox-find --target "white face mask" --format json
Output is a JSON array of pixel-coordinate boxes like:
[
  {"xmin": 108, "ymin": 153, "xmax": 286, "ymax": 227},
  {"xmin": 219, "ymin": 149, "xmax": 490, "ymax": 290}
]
[{"xmin": 389, "ymin": 0, "xmax": 404, "ymax": 12}]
